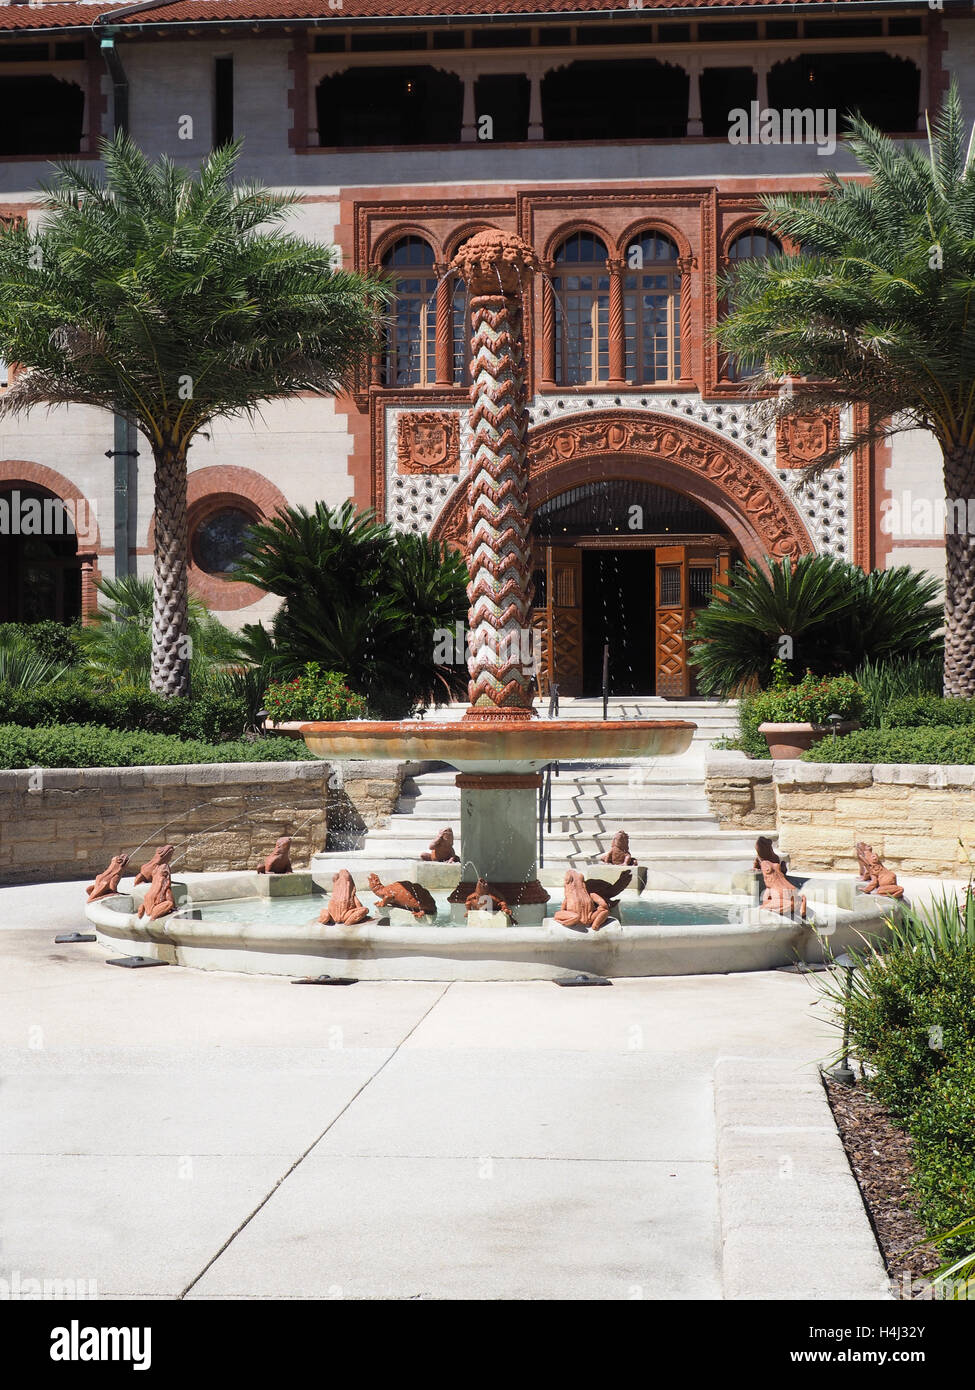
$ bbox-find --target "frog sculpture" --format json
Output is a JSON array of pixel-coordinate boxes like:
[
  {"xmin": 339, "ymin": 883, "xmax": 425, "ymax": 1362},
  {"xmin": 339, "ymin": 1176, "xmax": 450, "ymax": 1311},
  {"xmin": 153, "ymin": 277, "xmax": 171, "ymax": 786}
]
[
  {"xmin": 256, "ymin": 837, "xmax": 293, "ymax": 875},
  {"xmin": 136, "ymin": 864, "xmax": 176, "ymax": 921},
  {"xmin": 86, "ymin": 852, "xmax": 130, "ymax": 902},
  {"xmin": 855, "ymin": 842, "xmax": 904, "ymax": 899},
  {"xmin": 759, "ymin": 859, "xmax": 807, "ymax": 920},
  {"xmin": 318, "ymin": 869, "xmax": 372, "ymax": 925},
  {"xmin": 419, "ymin": 828, "xmax": 460, "ymax": 863},
  {"xmin": 133, "ymin": 844, "xmax": 175, "ymax": 886},
  {"xmin": 599, "ymin": 831, "xmax": 637, "ymax": 866},
  {"xmin": 554, "ymin": 869, "xmax": 612, "ymax": 932}
]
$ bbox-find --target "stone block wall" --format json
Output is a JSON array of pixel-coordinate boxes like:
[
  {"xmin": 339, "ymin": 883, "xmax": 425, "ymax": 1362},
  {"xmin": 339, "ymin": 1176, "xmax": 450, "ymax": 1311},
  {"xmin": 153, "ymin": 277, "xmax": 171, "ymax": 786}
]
[
  {"xmin": 704, "ymin": 750, "xmax": 776, "ymax": 829},
  {"xmin": 0, "ymin": 762, "xmax": 333, "ymax": 885},
  {"xmin": 774, "ymin": 763, "xmax": 975, "ymax": 876},
  {"xmin": 326, "ymin": 760, "xmax": 407, "ymax": 850}
]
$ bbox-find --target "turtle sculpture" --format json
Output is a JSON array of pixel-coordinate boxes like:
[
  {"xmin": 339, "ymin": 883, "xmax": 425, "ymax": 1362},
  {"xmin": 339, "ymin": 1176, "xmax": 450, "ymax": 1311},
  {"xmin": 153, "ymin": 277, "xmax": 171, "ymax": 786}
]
[
  {"xmin": 133, "ymin": 844, "xmax": 175, "ymax": 886},
  {"xmin": 86, "ymin": 852, "xmax": 129, "ymax": 902},
  {"xmin": 855, "ymin": 842, "xmax": 904, "ymax": 899},
  {"xmin": 318, "ymin": 869, "xmax": 372, "ymax": 925},
  {"xmin": 367, "ymin": 874, "xmax": 437, "ymax": 921},
  {"xmin": 256, "ymin": 837, "xmax": 293, "ymax": 874}
]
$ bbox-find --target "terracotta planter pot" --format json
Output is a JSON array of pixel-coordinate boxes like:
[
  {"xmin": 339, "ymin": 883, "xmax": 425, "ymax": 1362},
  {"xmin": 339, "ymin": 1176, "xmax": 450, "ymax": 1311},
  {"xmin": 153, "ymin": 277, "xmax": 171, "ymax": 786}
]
[{"xmin": 758, "ymin": 720, "xmax": 860, "ymax": 760}]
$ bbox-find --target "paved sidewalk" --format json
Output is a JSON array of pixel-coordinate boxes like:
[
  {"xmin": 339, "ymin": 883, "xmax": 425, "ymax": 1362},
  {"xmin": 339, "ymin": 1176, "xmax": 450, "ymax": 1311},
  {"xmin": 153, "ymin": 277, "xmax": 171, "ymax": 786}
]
[{"xmin": 0, "ymin": 881, "xmax": 889, "ymax": 1300}]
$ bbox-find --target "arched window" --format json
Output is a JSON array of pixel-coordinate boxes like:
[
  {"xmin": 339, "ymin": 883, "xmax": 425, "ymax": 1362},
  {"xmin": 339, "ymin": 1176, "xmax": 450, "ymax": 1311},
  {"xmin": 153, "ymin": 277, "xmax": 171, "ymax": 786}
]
[
  {"xmin": 724, "ymin": 230, "xmax": 782, "ymax": 382},
  {"xmin": 381, "ymin": 236, "xmax": 438, "ymax": 387},
  {"xmin": 622, "ymin": 232, "xmax": 681, "ymax": 384},
  {"xmin": 553, "ymin": 232, "xmax": 610, "ymax": 386},
  {"xmin": 452, "ymin": 278, "xmax": 471, "ymax": 388}
]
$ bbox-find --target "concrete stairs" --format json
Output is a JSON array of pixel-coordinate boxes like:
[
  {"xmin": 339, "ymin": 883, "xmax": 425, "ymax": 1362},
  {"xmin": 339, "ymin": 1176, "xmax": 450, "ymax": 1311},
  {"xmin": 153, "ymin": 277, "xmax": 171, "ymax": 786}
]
[{"xmin": 314, "ymin": 697, "xmax": 773, "ymax": 880}]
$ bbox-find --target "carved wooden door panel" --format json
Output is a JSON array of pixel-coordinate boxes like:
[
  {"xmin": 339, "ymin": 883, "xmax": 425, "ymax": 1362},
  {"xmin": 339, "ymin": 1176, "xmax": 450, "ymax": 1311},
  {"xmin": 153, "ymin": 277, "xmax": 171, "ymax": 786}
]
[
  {"xmin": 547, "ymin": 545, "xmax": 583, "ymax": 697},
  {"xmin": 654, "ymin": 544, "xmax": 690, "ymax": 697}
]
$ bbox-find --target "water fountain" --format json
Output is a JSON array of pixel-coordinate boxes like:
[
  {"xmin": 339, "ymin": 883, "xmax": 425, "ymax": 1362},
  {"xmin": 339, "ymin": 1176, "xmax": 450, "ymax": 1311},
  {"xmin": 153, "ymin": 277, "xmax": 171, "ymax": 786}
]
[{"xmin": 83, "ymin": 232, "xmax": 900, "ymax": 977}]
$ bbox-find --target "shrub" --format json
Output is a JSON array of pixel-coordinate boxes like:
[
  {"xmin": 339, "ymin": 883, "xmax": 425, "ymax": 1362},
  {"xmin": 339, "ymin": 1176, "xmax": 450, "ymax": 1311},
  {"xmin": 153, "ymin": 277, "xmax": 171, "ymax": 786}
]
[
  {"xmin": 0, "ymin": 634, "xmax": 68, "ymax": 690},
  {"xmin": 884, "ymin": 695, "xmax": 975, "ymax": 729},
  {"xmin": 909, "ymin": 1056, "xmax": 975, "ymax": 1260},
  {"xmin": 0, "ymin": 620, "xmax": 81, "ymax": 668},
  {"xmin": 722, "ymin": 672, "xmax": 865, "ymax": 760},
  {"xmin": 802, "ymin": 725, "xmax": 975, "ymax": 765},
  {"xmin": 0, "ymin": 722, "xmax": 315, "ymax": 768},
  {"xmin": 854, "ymin": 656, "xmax": 943, "ymax": 727},
  {"xmin": 264, "ymin": 663, "xmax": 368, "ymax": 722},
  {"xmin": 688, "ymin": 554, "xmax": 942, "ymax": 695},
  {"xmin": 0, "ymin": 677, "xmax": 250, "ymax": 743},
  {"xmin": 236, "ymin": 500, "xmax": 468, "ymax": 718},
  {"xmin": 822, "ymin": 893, "xmax": 975, "ymax": 1120}
]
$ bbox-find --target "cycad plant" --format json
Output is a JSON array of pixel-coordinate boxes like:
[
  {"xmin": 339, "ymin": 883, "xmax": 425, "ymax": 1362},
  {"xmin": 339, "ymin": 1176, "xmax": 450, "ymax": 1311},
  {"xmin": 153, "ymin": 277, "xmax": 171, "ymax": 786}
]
[
  {"xmin": 717, "ymin": 80, "xmax": 975, "ymax": 696},
  {"xmin": 76, "ymin": 574, "xmax": 244, "ymax": 688},
  {"xmin": 688, "ymin": 553, "xmax": 942, "ymax": 694},
  {"xmin": 235, "ymin": 501, "xmax": 468, "ymax": 718},
  {"xmin": 0, "ymin": 633, "xmax": 67, "ymax": 689},
  {"xmin": 0, "ymin": 134, "xmax": 390, "ymax": 696}
]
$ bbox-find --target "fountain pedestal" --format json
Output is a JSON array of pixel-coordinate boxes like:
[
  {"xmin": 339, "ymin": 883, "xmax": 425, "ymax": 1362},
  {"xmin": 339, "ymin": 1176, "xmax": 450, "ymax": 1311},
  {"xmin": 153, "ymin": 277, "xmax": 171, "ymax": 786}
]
[{"xmin": 447, "ymin": 771, "xmax": 549, "ymax": 925}]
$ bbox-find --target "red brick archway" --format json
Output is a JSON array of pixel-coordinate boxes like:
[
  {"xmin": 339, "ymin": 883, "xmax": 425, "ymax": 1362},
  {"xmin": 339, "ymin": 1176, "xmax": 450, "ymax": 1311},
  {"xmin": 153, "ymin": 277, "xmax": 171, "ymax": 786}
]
[
  {"xmin": 147, "ymin": 465, "xmax": 288, "ymax": 612},
  {"xmin": 0, "ymin": 460, "xmax": 101, "ymax": 620},
  {"xmin": 430, "ymin": 411, "xmax": 814, "ymax": 561}
]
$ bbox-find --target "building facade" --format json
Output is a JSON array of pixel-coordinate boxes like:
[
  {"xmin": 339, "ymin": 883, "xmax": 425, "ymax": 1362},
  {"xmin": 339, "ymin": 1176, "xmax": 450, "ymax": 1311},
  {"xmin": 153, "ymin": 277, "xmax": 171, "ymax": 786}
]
[{"xmin": 0, "ymin": 0, "xmax": 964, "ymax": 695}]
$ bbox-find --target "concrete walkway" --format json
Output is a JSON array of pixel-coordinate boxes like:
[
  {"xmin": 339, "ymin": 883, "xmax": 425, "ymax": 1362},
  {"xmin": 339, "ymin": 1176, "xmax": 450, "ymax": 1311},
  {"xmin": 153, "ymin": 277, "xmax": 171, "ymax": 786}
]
[{"xmin": 0, "ymin": 881, "xmax": 890, "ymax": 1301}]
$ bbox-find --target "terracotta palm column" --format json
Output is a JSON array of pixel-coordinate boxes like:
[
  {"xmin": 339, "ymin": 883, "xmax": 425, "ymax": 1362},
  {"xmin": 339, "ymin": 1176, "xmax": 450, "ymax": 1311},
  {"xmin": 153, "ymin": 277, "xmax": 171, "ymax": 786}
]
[
  {"xmin": 447, "ymin": 230, "xmax": 550, "ymax": 923},
  {"xmin": 450, "ymin": 230, "xmax": 541, "ymax": 722}
]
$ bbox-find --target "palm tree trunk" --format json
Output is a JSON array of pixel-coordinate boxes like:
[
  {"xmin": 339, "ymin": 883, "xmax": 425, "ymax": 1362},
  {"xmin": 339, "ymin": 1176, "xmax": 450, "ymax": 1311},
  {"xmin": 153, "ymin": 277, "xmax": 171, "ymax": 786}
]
[
  {"xmin": 942, "ymin": 444, "xmax": 975, "ymax": 698},
  {"xmin": 149, "ymin": 440, "xmax": 190, "ymax": 697}
]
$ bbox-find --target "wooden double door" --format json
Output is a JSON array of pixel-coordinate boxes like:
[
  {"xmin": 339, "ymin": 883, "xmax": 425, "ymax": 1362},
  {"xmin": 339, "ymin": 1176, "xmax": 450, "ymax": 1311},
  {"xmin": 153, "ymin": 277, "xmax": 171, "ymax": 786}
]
[{"xmin": 533, "ymin": 540, "xmax": 730, "ymax": 698}]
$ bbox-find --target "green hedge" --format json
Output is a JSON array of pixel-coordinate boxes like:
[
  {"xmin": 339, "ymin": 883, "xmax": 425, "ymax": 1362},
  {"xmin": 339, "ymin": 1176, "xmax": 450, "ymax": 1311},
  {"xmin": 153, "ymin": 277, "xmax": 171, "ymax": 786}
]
[
  {"xmin": 0, "ymin": 723, "xmax": 315, "ymax": 768},
  {"xmin": 0, "ymin": 678, "xmax": 250, "ymax": 743},
  {"xmin": 802, "ymin": 725, "xmax": 975, "ymax": 765},
  {"xmin": 885, "ymin": 695, "xmax": 975, "ymax": 729},
  {"xmin": 909, "ymin": 1055, "xmax": 975, "ymax": 1259}
]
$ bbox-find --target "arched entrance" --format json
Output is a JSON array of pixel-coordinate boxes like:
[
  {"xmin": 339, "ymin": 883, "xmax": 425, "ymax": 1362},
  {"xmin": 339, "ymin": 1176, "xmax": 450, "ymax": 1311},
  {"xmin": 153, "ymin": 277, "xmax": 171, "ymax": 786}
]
[
  {"xmin": 0, "ymin": 484, "xmax": 83, "ymax": 623},
  {"xmin": 430, "ymin": 410, "xmax": 815, "ymax": 697}
]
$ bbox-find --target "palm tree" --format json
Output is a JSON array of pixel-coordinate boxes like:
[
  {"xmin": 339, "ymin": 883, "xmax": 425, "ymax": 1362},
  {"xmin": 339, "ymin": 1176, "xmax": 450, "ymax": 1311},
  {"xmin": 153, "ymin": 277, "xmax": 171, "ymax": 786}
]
[
  {"xmin": 75, "ymin": 574, "xmax": 244, "ymax": 688},
  {"xmin": 717, "ymin": 81, "xmax": 975, "ymax": 696},
  {"xmin": 0, "ymin": 134, "xmax": 390, "ymax": 697}
]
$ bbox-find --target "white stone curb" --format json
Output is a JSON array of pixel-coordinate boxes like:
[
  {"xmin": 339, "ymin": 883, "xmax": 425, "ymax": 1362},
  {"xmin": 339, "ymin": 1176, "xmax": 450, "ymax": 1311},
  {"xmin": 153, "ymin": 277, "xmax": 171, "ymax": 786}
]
[{"xmin": 714, "ymin": 1056, "xmax": 892, "ymax": 1300}]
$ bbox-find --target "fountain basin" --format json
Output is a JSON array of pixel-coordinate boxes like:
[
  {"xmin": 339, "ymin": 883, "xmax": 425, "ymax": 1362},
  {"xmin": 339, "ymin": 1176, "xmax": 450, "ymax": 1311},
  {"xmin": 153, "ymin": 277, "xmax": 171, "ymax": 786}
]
[
  {"xmin": 271, "ymin": 718, "xmax": 696, "ymax": 772},
  {"xmin": 84, "ymin": 870, "xmax": 899, "ymax": 981}
]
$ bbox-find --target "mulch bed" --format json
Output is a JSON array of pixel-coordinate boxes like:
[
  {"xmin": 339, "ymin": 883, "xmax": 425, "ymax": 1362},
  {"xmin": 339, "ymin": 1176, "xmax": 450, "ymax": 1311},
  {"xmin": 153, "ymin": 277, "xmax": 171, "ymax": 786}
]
[{"xmin": 823, "ymin": 1074, "xmax": 940, "ymax": 1299}]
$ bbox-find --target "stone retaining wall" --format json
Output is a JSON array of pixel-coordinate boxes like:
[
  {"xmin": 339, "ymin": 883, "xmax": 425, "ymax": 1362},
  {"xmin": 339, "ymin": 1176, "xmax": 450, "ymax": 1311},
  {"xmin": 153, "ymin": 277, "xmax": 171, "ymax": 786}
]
[
  {"xmin": 705, "ymin": 752, "xmax": 975, "ymax": 876},
  {"xmin": 704, "ymin": 751, "xmax": 776, "ymax": 829},
  {"xmin": 0, "ymin": 760, "xmax": 405, "ymax": 885},
  {"xmin": 774, "ymin": 762, "xmax": 975, "ymax": 876}
]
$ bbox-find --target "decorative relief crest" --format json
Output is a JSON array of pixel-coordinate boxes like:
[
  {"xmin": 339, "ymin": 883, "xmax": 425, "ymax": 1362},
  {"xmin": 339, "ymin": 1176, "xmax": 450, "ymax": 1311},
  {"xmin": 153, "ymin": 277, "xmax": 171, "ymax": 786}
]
[
  {"xmin": 776, "ymin": 410, "xmax": 840, "ymax": 469},
  {"xmin": 397, "ymin": 412, "xmax": 460, "ymax": 474}
]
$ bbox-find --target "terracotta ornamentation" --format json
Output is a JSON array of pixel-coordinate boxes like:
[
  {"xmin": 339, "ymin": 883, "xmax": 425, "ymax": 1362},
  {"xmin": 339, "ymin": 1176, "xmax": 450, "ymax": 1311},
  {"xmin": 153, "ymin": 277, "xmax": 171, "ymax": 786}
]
[
  {"xmin": 584, "ymin": 871, "xmax": 632, "ymax": 902},
  {"xmin": 777, "ymin": 411, "xmax": 840, "ymax": 470},
  {"xmin": 450, "ymin": 230, "xmax": 541, "ymax": 719},
  {"xmin": 397, "ymin": 412, "xmax": 460, "ymax": 475},
  {"xmin": 256, "ymin": 837, "xmax": 293, "ymax": 874},
  {"xmin": 420, "ymin": 828, "xmax": 460, "ymax": 863},
  {"xmin": 759, "ymin": 859, "xmax": 807, "ymax": 920},
  {"xmin": 367, "ymin": 873, "xmax": 437, "ymax": 920},
  {"xmin": 133, "ymin": 844, "xmax": 175, "ymax": 886},
  {"xmin": 433, "ymin": 412, "xmax": 813, "ymax": 565},
  {"xmin": 86, "ymin": 852, "xmax": 129, "ymax": 902},
  {"xmin": 318, "ymin": 869, "xmax": 372, "ymax": 925},
  {"xmin": 554, "ymin": 869, "xmax": 612, "ymax": 932},
  {"xmin": 137, "ymin": 864, "xmax": 175, "ymax": 921},
  {"xmin": 464, "ymin": 877, "xmax": 516, "ymax": 924},
  {"xmin": 855, "ymin": 842, "xmax": 904, "ymax": 899},
  {"xmin": 600, "ymin": 830, "xmax": 637, "ymax": 866}
]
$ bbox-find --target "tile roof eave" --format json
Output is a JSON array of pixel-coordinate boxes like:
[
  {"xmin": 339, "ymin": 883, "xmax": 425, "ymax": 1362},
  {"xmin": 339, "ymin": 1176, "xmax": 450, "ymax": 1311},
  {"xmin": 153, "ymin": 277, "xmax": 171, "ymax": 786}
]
[{"xmin": 0, "ymin": 0, "xmax": 930, "ymax": 39}]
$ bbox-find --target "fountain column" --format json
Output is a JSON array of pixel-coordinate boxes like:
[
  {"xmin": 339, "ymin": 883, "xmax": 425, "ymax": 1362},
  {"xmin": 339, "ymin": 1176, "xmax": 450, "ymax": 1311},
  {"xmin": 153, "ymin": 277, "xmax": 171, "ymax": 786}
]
[{"xmin": 447, "ymin": 230, "xmax": 550, "ymax": 923}]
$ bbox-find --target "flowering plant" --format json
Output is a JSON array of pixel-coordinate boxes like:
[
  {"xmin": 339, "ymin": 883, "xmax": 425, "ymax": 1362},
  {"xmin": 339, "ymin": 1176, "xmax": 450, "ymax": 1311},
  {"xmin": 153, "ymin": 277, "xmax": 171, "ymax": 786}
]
[
  {"xmin": 755, "ymin": 670, "xmax": 865, "ymax": 725},
  {"xmin": 263, "ymin": 663, "xmax": 368, "ymax": 722}
]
